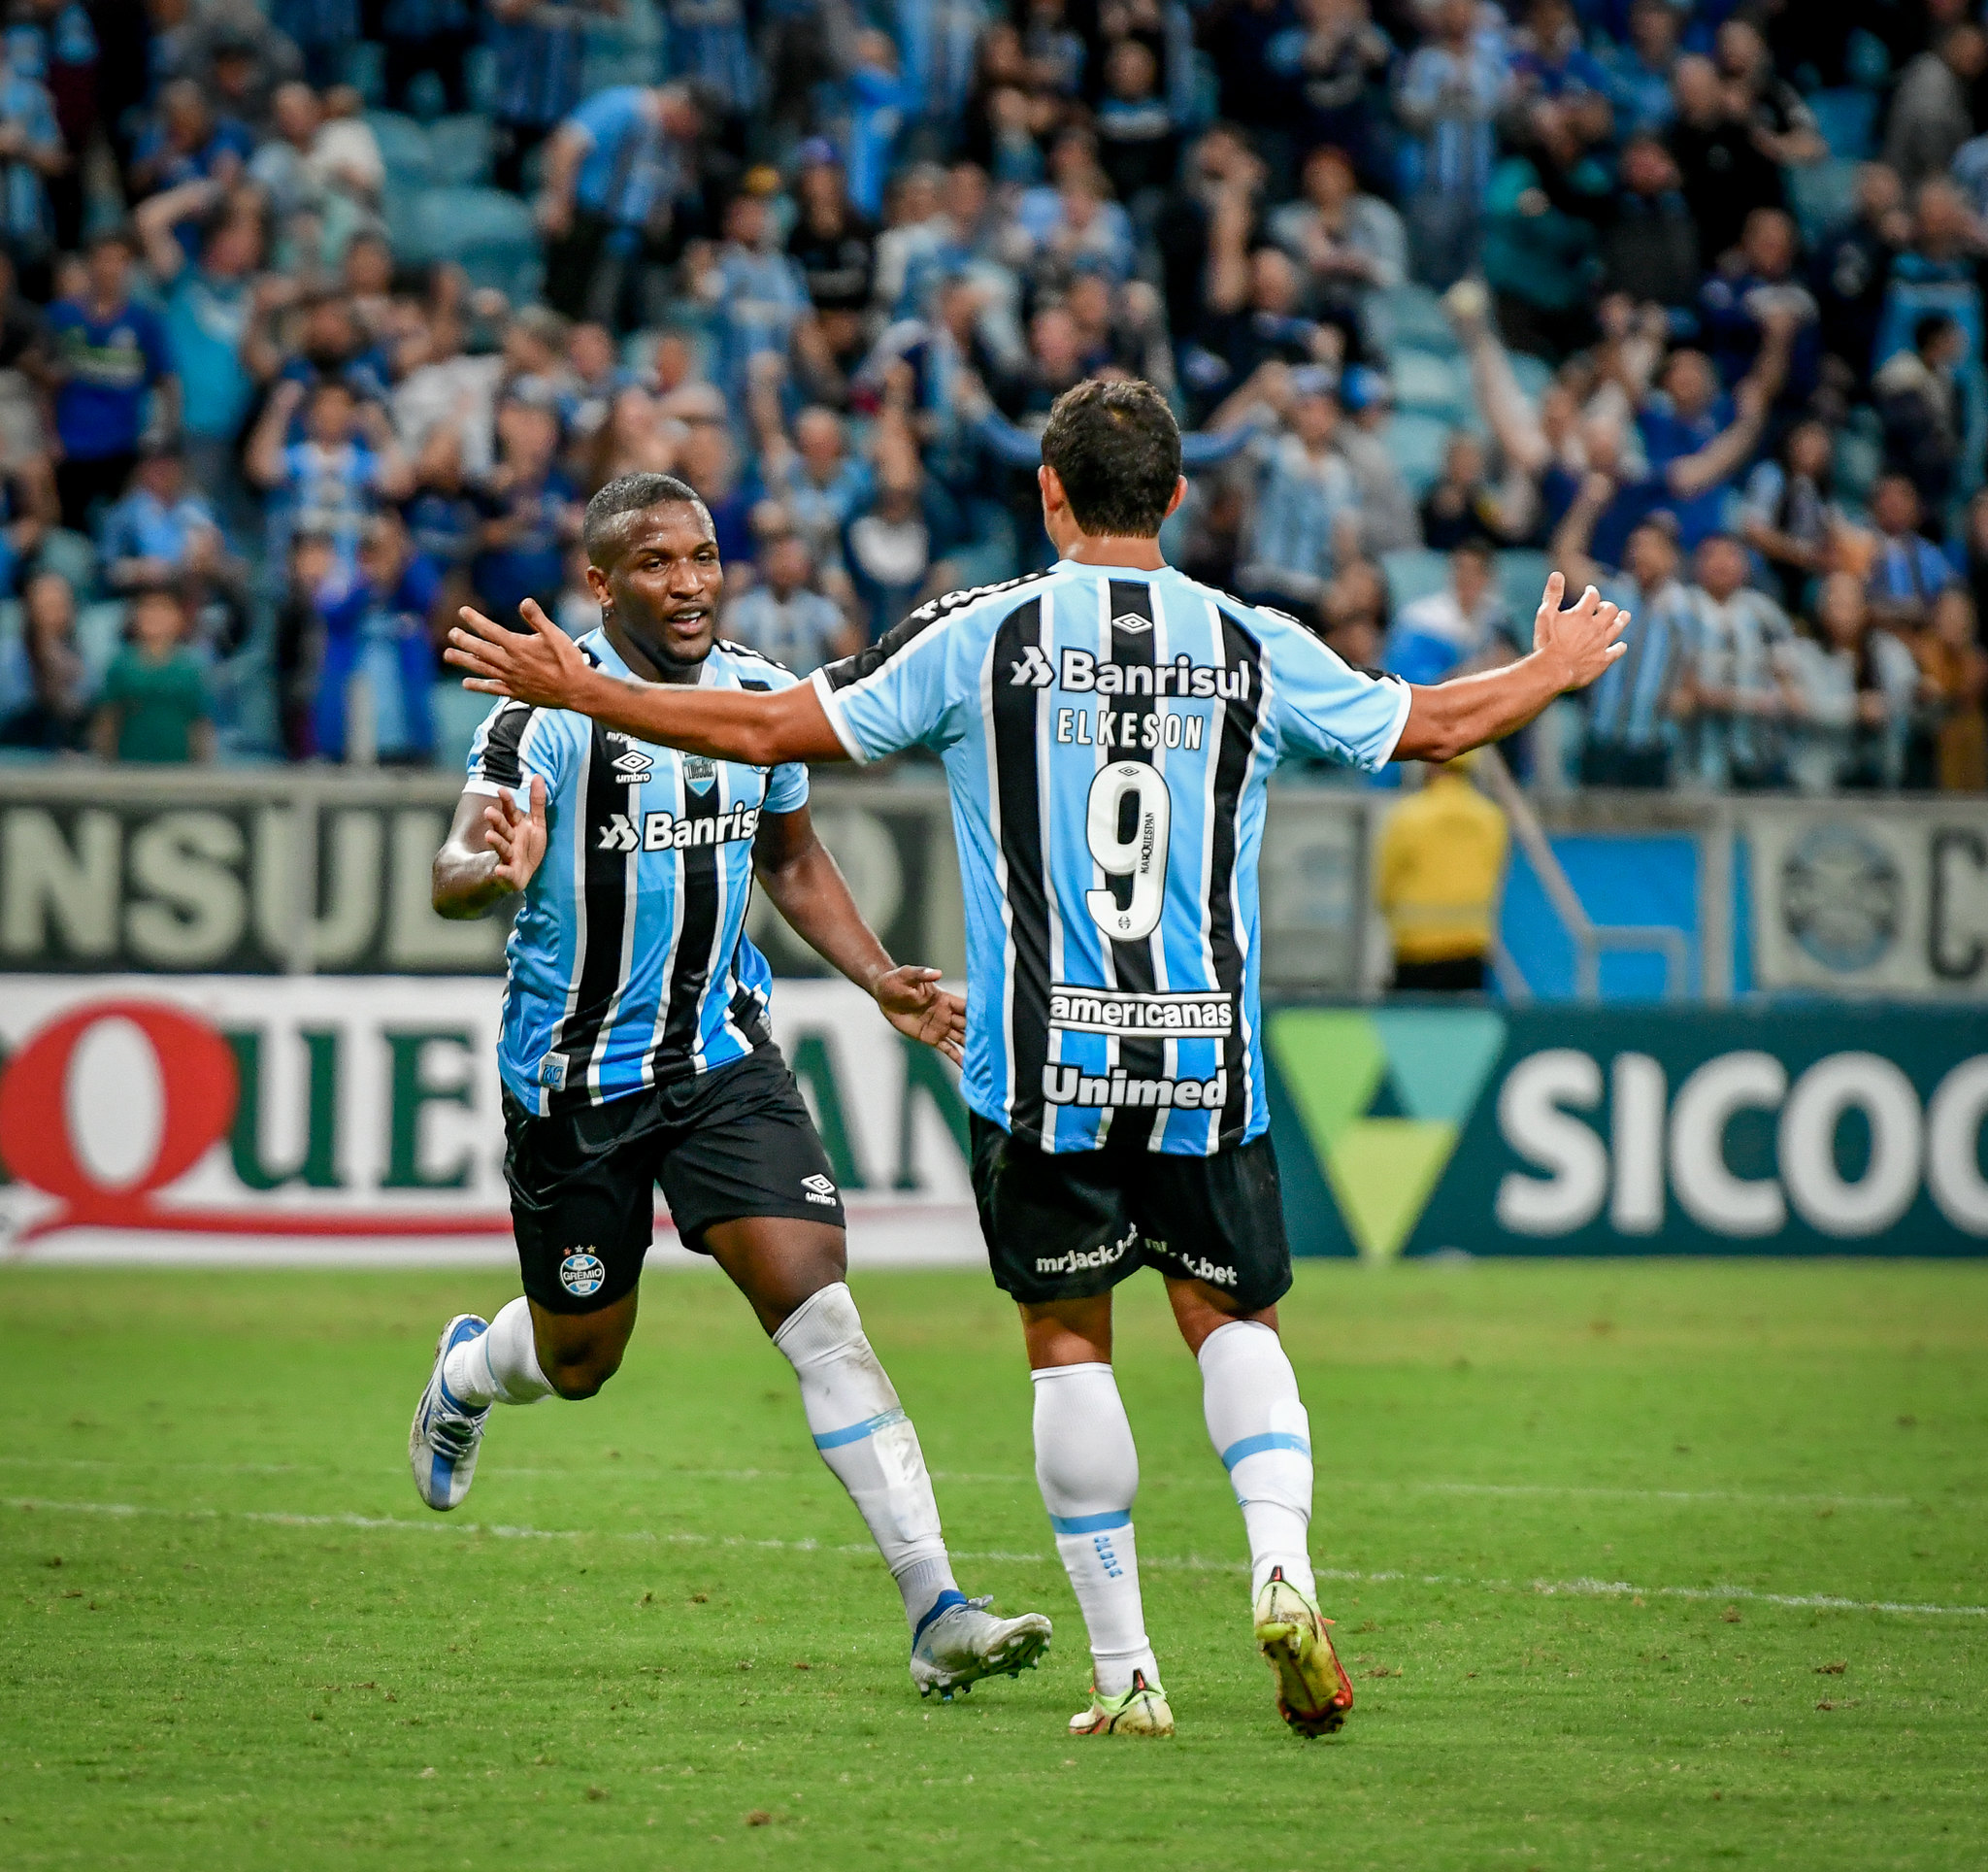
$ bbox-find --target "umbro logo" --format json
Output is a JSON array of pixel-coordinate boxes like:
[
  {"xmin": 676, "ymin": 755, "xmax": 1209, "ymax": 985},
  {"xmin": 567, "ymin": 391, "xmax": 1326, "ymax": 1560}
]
[
  {"xmin": 802, "ymin": 1172, "xmax": 838, "ymax": 1206},
  {"xmin": 1008, "ymin": 645, "xmax": 1055, "ymax": 688},
  {"xmin": 1111, "ymin": 612, "xmax": 1152, "ymax": 634},
  {"xmin": 611, "ymin": 749, "xmax": 653, "ymax": 783}
]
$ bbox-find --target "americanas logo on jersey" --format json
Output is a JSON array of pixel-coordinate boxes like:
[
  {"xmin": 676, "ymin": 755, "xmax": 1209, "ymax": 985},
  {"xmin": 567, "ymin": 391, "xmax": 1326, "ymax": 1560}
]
[{"xmin": 597, "ymin": 803, "xmax": 764, "ymax": 852}]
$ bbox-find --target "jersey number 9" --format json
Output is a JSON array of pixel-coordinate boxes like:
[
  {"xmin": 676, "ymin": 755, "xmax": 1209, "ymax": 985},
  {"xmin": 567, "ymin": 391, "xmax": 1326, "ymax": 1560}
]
[{"xmin": 1083, "ymin": 761, "xmax": 1172, "ymax": 944}]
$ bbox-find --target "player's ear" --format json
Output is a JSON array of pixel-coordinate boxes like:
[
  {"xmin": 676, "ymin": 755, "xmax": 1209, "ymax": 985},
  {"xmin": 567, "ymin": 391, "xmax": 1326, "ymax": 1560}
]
[
  {"xmin": 1164, "ymin": 476, "xmax": 1187, "ymax": 520},
  {"xmin": 585, "ymin": 560, "xmax": 611, "ymax": 603},
  {"xmin": 1038, "ymin": 464, "xmax": 1066, "ymax": 517}
]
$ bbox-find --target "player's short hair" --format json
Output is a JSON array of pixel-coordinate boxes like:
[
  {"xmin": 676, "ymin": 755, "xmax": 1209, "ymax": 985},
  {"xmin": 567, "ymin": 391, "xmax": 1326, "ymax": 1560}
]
[
  {"xmin": 582, "ymin": 472, "xmax": 709, "ymax": 567},
  {"xmin": 1040, "ymin": 378, "xmax": 1182, "ymax": 539}
]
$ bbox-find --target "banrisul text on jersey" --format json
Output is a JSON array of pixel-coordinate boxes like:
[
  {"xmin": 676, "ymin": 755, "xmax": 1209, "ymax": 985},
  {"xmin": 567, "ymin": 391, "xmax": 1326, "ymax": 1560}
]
[
  {"xmin": 465, "ymin": 631, "xmax": 806, "ymax": 1116},
  {"xmin": 811, "ymin": 563, "xmax": 1410, "ymax": 1157}
]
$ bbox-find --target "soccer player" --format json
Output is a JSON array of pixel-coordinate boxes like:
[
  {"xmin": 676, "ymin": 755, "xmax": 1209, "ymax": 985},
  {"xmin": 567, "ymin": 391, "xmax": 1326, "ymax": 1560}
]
[
  {"xmin": 445, "ymin": 384, "xmax": 1630, "ymax": 1739},
  {"xmin": 411, "ymin": 471, "xmax": 1052, "ymax": 1703}
]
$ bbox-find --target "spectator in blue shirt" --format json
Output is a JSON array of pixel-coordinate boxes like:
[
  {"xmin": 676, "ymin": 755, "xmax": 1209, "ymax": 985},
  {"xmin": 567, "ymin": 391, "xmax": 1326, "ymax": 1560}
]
[
  {"xmin": 689, "ymin": 179, "xmax": 811, "ymax": 407},
  {"xmin": 721, "ymin": 531, "xmax": 857, "ymax": 677},
  {"xmin": 843, "ymin": 28, "xmax": 908, "ymax": 219},
  {"xmin": 312, "ymin": 509, "xmax": 447, "ymax": 766},
  {"xmin": 99, "ymin": 440, "xmax": 220, "ymax": 589},
  {"xmin": 1697, "ymin": 208, "xmax": 1822, "ymax": 411},
  {"xmin": 133, "ymin": 177, "xmax": 268, "ymax": 545},
  {"xmin": 485, "ymin": 0, "xmax": 595, "ymax": 195},
  {"xmin": 1600, "ymin": 0, "xmax": 1681, "ymax": 139},
  {"xmin": 1865, "ymin": 473, "xmax": 1958, "ymax": 636},
  {"xmin": 248, "ymin": 376, "xmax": 413, "ymax": 567},
  {"xmin": 0, "ymin": 50, "xmax": 65, "ymax": 300},
  {"xmin": 47, "ymin": 228, "xmax": 177, "ymax": 532},
  {"xmin": 469, "ymin": 389, "xmax": 580, "ymax": 625},
  {"xmin": 841, "ymin": 446, "xmax": 962, "ymax": 644},
  {"xmin": 1507, "ymin": 0, "xmax": 1610, "ymax": 109},
  {"xmin": 1397, "ymin": 0, "xmax": 1511, "ymax": 288},
  {"xmin": 4, "ymin": 0, "xmax": 91, "ymax": 255},
  {"xmin": 538, "ymin": 81, "xmax": 712, "ymax": 330},
  {"xmin": 129, "ymin": 80, "xmax": 253, "ymax": 208}
]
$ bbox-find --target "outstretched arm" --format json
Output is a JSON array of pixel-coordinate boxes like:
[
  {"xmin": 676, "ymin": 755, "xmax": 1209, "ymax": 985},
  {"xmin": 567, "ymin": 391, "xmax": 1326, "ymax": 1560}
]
[
  {"xmin": 447, "ymin": 599, "xmax": 848, "ymax": 764},
  {"xmin": 1393, "ymin": 574, "xmax": 1627, "ymax": 763},
  {"xmin": 753, "ymin": 804, "xmax": 965, "ymax": 1064}
]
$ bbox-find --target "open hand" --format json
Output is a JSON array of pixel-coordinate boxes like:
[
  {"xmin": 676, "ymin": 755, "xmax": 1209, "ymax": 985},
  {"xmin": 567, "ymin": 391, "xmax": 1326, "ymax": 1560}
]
[
  {"xmin": 447, "ymin": 598, "xmax": 589, "ymax": 711},
  {"xmin": 1532, "ymin": 571, "xmax": 1630, "ymax": 694},
  {"xmin": 872, "ymin": 965, "xmax": 966, "ymax": 1066},
  {"xmin": 483, "ymin": 776, "xmax": 547, "ymax": 892}
]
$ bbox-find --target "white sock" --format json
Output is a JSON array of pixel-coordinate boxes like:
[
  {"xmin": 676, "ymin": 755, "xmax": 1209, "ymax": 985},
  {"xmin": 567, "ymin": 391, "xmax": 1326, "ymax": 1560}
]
[
  {"xmin": 1032, "ymin": 1362, "xmax": 1158, "ymax": 1696},
  {"xmin": 1199, "ymin": 1319, "xmax": 1315, "ymax": 1598},
  {"xmin": 443, "ymin": 1297, "xmax": 553, "ymax": 1409},
  {"xmin": 773, "ymin": 1283, "xmax": 960, "ymax": 1638}
]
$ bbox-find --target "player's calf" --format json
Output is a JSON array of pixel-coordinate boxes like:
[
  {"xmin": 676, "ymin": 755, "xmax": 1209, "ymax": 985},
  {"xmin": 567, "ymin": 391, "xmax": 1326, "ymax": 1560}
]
[{"xmin": 774, "ymin": 1279, "xmax": 1053, "ymax": 1689}]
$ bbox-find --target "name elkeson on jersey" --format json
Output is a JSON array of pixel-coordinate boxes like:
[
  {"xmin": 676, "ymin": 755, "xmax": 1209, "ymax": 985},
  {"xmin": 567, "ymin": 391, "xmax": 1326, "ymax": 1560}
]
[
  {"xmin": 811, "ymin": 561, "xmax": 1410, "ymax": 1158},
  {"xmin": 465, "ymin": 632, "xmax": 807, "ymax": 1117}
]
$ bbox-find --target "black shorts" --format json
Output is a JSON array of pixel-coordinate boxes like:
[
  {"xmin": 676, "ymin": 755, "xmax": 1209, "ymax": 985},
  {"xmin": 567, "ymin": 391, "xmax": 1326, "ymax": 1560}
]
[
  {"xmin": 503, "ymin": 1045, "xmax": 845, "ymax": 1315},
  {"xmin": 968, "ymin": 1117, "xmax": 1292, "ymax": 1313}
]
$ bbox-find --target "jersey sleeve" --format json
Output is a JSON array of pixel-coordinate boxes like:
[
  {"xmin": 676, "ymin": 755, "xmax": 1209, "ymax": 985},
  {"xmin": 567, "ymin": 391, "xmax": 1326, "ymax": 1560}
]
[
  {"xmin": 764, "ymin": 758, "xmax": 810, "ymax": 813},
  {"xmin": 1259, "ymin": 609, "xmax": 1411, "ymax": 771},
  {"xmin": 465, "ymin": 699, "xmax": 568, "ymax": 799},
  {"xmin": 810, "ymin": 599, "xmax": 960, "ymax": 761}
]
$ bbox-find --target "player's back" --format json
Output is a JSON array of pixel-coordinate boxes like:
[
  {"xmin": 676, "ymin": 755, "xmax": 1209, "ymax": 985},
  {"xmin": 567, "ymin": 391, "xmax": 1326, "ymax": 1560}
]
[{"xmin": 813, "ymin": 561, "xmax": 1408, "ymax": 1157}]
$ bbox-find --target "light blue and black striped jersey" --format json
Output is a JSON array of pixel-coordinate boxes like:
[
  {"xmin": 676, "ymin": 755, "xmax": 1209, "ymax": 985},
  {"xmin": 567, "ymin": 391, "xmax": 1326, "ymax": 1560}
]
[
  {"xmin": 812, "ymin": 562, "xmax": 1410, "ymax": 1156},
  {"xmin": 466, "ymin": 630, "xmax": 809, "ymax": 1117},
  {"xmin": 1585, "ymin": 576, "xmax": 1694, "ymax": 752}
]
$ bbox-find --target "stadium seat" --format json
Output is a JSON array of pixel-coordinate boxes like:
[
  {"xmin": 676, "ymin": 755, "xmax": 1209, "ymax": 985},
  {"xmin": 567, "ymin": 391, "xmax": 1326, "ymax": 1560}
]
[
  {"xmin": 431, "ymin": 677, "xmax": 494, "ymax": 774},
  {"xmin": 1380, "ymin": 547, "xmax": 1450, "ymax": 608},
  {"xmin": 1496, "ymin": 549, "xmax": 1552, "ymax": 622},
  {"xmin": 38, "ymin": 528, "xmax": 100, "ymax": 600},
  {"xmin": 1391, "ymin": 348, "xmax": 1469, "ymax": 418},
  {"xmin": 464, "ymin": 46, "xmax": 498, "ymax": 117},
  {"xmin": 1375, "ymin": 284, "xmax": 1459, "ymax": 356},
  {"xmin": 1836, "ymin": 422, "xmax": 1882, "ymax": 505},
  {"xmin": 1786, "ymin": 158, "xmax": 1861, "ymax": 246},
  {"xmin": 404, "ymin": 187, "xmax": 542, "ymax": 292},
  {"xmin": 582, "ymin": 0, "xmax": 661, "ymax": 95},
  {"xmin": 1806, "ymin": 88, "xmax": 1878, "ymax": 162},
  {"xmin": 344, "ymin": 41, "xmax": 385, "ymax": 106},
  {"xmin": 364, "ymin": 113, "xmax": 434, "ymax": 192},
  {"xmin": 1382, "ymin": 410, "xmax": 1452, "ymax": 496},
  {"xmin": 76, "ymin": 599, "xmax": 126, "ymax": 686},
  {"xmin": 426, "ymin": 116, "xmax": 493, "ymax": 189}
]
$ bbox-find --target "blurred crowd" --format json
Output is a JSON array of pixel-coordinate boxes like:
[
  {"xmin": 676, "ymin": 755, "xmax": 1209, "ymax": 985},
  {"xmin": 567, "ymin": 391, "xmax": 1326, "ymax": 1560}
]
[{"xmin": 0, "ymin": 0, "xmax": 1981, "ymax": 794}]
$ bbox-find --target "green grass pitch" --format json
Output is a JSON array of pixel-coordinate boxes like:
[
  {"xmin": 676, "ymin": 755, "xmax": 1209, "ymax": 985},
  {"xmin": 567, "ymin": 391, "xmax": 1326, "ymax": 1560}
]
[{"xmin": 2, "ymin": 1260, "xmax": 1984, "ymax": 1870}]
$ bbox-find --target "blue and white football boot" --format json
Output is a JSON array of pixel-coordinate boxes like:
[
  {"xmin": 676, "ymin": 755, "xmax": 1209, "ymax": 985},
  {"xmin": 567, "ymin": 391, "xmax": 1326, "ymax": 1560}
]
[
  {"xmin": 909, "ymin": 1593, "xmax": 1053, "ymax": 1701},
  {"xmin": 409, "ymin": 1314, "xmax": 491, "ymax": 1511}
]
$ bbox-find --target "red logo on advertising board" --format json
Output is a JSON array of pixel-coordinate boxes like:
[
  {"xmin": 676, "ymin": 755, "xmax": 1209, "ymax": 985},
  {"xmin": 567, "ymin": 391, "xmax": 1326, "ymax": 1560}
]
[{"xmin": 0, "ymin": 1000, "xmax": 509, "ymax": 1242}]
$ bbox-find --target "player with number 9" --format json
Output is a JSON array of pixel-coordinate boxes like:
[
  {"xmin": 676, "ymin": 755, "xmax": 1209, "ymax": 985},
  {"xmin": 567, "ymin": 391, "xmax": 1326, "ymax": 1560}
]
[{"xmin": 446, "ymin": 380, "xmax": 1631, "ymax": 1740}]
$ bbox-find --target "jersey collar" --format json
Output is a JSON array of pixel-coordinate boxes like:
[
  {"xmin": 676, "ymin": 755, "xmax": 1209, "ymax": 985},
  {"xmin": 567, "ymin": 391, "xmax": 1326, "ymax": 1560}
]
[{"xmin": 580, "ymin": 628, "xmax": 720, "ymax": 687}]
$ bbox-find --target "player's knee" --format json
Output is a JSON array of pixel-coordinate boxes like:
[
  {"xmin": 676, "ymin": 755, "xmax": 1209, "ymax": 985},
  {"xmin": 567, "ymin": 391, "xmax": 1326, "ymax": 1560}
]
[{"xmin": 541, "ymin": 1330, "xmax": 626, "ymax": 1399}]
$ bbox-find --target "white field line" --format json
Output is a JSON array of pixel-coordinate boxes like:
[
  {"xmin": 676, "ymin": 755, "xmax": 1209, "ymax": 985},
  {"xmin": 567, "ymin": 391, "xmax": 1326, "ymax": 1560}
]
[
  {"xmin": 0, "ymin": 1454, "xmax": 1957, "ymax": 1514},
  {"xmin": 12, "ymin": 1495, "xmax": 1986, "ymax": 1621}
]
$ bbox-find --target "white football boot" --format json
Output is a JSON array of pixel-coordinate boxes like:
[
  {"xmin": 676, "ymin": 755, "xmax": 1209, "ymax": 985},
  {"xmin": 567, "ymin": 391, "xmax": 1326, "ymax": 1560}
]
[
  {"xmin": 409, "ymin": 1314, "xmax": 491, "ymax": 1511},
  {"xmin": 909, "ymin": 1593, "xmax": 1053, "ymax": 1700}
]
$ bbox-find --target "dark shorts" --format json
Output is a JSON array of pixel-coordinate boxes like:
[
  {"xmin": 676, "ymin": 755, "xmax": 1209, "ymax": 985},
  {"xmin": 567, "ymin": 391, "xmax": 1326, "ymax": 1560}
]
[
  {"xmin": 969, "ymin": 1116, "xmax": 1292, "ymax": 1313},
  {"xmin": 503, "ymin": 1045, "xmax": 845, "ymax": 1315}
]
